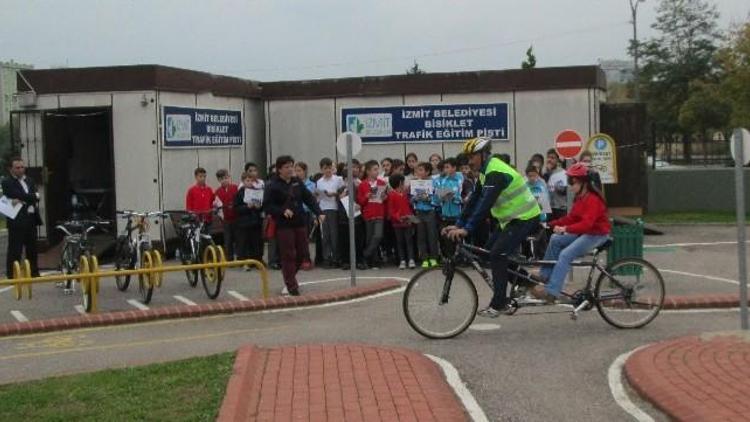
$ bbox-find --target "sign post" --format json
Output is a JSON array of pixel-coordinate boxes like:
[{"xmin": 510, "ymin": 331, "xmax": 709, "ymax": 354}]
[
  {"xmin": 555, "ymin": 129, "xmax": 584, "ymax": 212},
  {"xmin": 337, "ymin": 132, "xmax": 362, "ymax": 287},
  {"xmin": 731, "ymin": 128, "xmax": 750, "ymax": 330}
]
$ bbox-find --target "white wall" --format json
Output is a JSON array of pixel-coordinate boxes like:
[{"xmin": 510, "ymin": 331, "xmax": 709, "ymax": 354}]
[
  {"xmin": 111, "ymin": 91, "xmax": 160, "ymax": 236},
  {"xmin": 265, "ymin": 88, "xmax": 600, "ymax": 170}
]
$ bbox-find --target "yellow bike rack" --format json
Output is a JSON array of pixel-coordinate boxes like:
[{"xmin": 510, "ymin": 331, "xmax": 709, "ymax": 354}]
[{"xmin": 1, "ymin": 252, "xmax": 269, "ymax": 314}]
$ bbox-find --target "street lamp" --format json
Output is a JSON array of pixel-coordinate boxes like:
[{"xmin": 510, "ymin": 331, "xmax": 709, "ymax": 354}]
[{"xmin": 629, "ymin": 0, "xmax": 645, "ymax": 102}]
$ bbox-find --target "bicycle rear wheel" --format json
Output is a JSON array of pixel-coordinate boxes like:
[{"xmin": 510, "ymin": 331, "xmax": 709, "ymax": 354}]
[
  {"xmin": 595, "ymin": 257, "xmax": 665, "ymax": 329},
  {"xmin": 403, "ymin": 267, "xmax": 478, "ymax": 339}
]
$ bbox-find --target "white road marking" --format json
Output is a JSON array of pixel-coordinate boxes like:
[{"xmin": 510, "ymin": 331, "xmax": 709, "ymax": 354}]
[
  {"xmin": 10, "ymin": 310, "xmax": 29, "ymax": 323},
  {"xmin": 173, "ymin": 295, "xmax": 197, "ymax": 306},
  {"xmin": 645, "ymin": 240, "xmax": 750, "ymax": 248},
  {"xmin": 227, "ymin": 290, "xmax": 249, "ymax": 301},
  {"xmin": 127, "ymin": 300, "xmax": 150, "ymax": 311},
  {"xmin": 468, "ymin": 323, "xmax": 501, "ymax": 331},
  {"xmin": 659, "ymin": 268, "xmax": 738, "ymax": 285},
  {"xmin": 425, "ymin": 354, "xmax": 489, "ymax": 422},
  {"xmin": 608, "ymin": 346, "xmax": 655, "ymax": 422},
  {"xmin": 0, "ymin": 286, "xmax": 13, "ymax": 294},
  {"xmin": 74, "ymin": 305, "xmax": 86, "ymax": 315},
  {"xmin": 298, "ymin": 276, "xmax": 411, "ymax": 286}
]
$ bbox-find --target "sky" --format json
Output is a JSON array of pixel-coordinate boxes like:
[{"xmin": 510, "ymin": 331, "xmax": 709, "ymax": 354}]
[{"xmin": 1, "ymin": 0, "xmax": 748, "ymax": 82}]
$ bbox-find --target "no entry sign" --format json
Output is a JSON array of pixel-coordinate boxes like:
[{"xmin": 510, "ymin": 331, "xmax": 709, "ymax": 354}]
[{"xmin": 555, "ymin": 129, "xmax": 583, "ymax": 159}]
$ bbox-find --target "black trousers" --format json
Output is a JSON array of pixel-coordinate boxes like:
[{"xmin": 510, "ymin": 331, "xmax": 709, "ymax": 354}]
[
  {"xmin": 485, "ymin": 217, "xmax": 540, "ymax": 309},
  {"xmin": 235, "ymin": 224, "xmax": 264, "ymax": 262},
  {"xmin": 6, "ymin": 219, "xmax": 39, "ymax": 277}
]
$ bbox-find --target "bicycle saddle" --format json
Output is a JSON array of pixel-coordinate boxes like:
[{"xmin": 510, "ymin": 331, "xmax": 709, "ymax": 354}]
[{"xmin": 595, "ymin": 238, "xmax": 613, "ymax": 253}]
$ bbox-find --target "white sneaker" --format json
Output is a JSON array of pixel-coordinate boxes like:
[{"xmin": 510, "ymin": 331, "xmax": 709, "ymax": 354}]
[
  {"xmin": 408, "ymin": 259, "xmax": 416, "ymax": 269},
  {"xmin": 281, "ymin": 286, "xmax": 289, "ymax": 296},
  {"xmin": 398, "ymin": 261, "xmax": 406, "ymax": 270}
]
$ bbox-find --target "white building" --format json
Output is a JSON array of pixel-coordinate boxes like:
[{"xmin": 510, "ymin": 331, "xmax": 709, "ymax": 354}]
[{"xmin": 11, "ymin": 64, "xmax": 605, "ymax": 244}]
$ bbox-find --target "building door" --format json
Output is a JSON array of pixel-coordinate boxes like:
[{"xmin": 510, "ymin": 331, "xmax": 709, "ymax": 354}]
[{"xmin": 42, "ymin": 108, "xmax": 116, "ymax": 245}]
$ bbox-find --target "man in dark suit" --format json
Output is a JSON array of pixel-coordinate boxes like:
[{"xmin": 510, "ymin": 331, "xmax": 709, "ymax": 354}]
[{"xmin": 2, "ymin": 157, "xmax": 42, "ymax": 278}]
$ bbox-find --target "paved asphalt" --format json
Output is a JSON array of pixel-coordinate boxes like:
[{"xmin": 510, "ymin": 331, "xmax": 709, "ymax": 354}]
[{"xmin": 0, "ymin": 225, "xmax": 747, "ymax": 421}]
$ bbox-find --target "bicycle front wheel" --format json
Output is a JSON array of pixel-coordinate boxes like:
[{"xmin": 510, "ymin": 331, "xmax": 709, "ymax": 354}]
[
  {"xmin": 200, "ymin": 243, "xmax": 223, "ymax": 300},
  {"xmin": 181, "ymin": 243, "xmax": 199, "ymax": 287},
  {"xmin": 114, "ymin": 238, "xmax": 134, "ymax": 291},
  {"xmin": 595, "ymin": 257, "xmax": 665, "ymax": 329},
  {"xmin": 403, "ymin": 267, "xmax": 478, "ymax": 339}
]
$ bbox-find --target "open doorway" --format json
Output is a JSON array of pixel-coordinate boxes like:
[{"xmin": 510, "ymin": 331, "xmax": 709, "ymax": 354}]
[{"xmin": 43, "ymin": 108, "xmax": 116, "ymax": 246}]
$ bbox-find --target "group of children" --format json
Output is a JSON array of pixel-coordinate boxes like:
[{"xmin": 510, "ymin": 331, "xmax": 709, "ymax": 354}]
[{"xmin": 183, "ymin": 148, "xmax": 581, "ymax": 271}]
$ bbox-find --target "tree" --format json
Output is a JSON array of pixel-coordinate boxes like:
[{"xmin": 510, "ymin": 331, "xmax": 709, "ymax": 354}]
[
  {"xmin": 678, "ymin": 80, "xmax": 730, "ymax": 137},
  {"xmin": 521, "ymin": 45, "xmax": 536, "ymax": 69},
  {"xmin": 406, "ymin": 60, "xmax": 425, "ymax": 75},
  {"xmin": 716, "ymin": 21, "xmax": 750, "ymax": 128},
  {"xmin": 637, "ymin": 0, "xmax": 721, "ymax": 160}
]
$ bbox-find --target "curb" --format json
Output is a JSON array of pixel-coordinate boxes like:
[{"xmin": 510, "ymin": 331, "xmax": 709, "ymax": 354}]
[
  {"xmin": 0, "ymin": 280, "xmax": 402, "ymax": 338},
  {"xmin": 662, "ymin": 293, "xmax": 745, "ymax": 309},
  {"xmin": 623, "ymin": 332, "xmax": 750, "ymax": 421},
  {"xmin": 217, "ymin": 343, "xmax": 469, "ymax": 422}
]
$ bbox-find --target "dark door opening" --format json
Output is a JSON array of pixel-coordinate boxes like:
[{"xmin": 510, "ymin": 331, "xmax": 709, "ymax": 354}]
[{"xmin": 43, "ymin": 108, "xmax": 116, "ymax": 246}]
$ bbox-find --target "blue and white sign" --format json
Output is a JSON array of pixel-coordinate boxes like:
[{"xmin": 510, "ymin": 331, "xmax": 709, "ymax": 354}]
[
  {"xmin": 341, "ymin": 103, "xmax": 509, "ymax": 143},
  {"xmin": 163, "ymin": 106, "xmax": 243, "ymax": 148}
]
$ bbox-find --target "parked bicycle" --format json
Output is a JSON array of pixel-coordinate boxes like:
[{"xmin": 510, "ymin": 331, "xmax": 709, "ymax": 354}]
[
  {"xmin": 403, "ymin": 237, "xmax": 665, "ymax": 339},
  {"xmin": 169, "ymin": 209, "xmax": 225, "ymax": 299},
  {"xmin": 113, "ymin": 210, "xmax": 168, "ymax": 304},
  {"xmin": 55, "ymin": 219, "xmax": 110, "ymax": 311}
]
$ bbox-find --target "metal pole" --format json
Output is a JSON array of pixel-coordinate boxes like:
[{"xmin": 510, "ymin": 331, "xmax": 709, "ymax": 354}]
[
  {"xmin": 346, "ymin": 133, "xmax": 357, "ymax": 287},
  {"xmin": 734, "ymin": 129, "xmax": 748, "ymax": 329}
]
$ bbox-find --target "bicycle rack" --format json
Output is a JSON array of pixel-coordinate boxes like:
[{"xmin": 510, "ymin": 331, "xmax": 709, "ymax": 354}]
[{"xmin": 0, "ymin": 247, "xmax": 269, "ymax": 314}]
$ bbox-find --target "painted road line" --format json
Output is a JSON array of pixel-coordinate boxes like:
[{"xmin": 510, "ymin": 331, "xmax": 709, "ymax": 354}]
[
  {"xmin": 425, "ymin": 354, "xmax": 489, "ymax": 422},
  {"xmin": 227, "ymin": 290, "xmax": 249, "ymax": 301},
  {"xmin": 0, "ymin": 286, "xmax": 14, "ymax": 294},
  {"xmin": 608, "ymin": 347, "xmax": 655, "ymax": 422},
  {"xmin": 644, "ymin": 240, "xmax": 750, "ymax": 248},
  {"xmin": 298, "ymin": 276, "xmax": 411, "ymax": 286},
  {"xmin": 10, "ymin": 311, "xmax": 29, "ymax": 323},
  {"xmin": 468, "ymin": 323, "xmax": 501, "ymax": 332},
  {"xmin": 127, "ymin": 299, "xmax": 150, "ymax": 311},
  {"xmin": 74, "ymin": 305, "xmax": 86, "ymax": 315},
  {"xmin": 173, "ymin": 295, "xmax": 197, "ymax": 306},
  {"xmin": 659, "ymin": 268, "xmax": 738, "ymax": 285}
]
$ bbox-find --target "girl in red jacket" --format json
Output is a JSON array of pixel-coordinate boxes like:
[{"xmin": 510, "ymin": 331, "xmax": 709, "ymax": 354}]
[
  {"xmin": 357, "ymin": 160, "xmax": 388, "ymax": 268},
  {"xmin": 531, "ymin": 163, "xmax": 611, "ymax": 302},
  {"xmin": 387, "ymin": 174, "xmax": 416, "ymax": 269}
]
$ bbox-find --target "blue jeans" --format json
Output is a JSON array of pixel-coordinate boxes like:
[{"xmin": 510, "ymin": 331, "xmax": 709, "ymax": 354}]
[{"xmin": 540, "ymin": 233, "xmax": 609, "ymax": 297}]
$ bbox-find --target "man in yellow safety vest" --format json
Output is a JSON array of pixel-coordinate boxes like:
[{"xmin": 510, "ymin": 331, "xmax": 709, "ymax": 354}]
[{"xmin": 444, "ymin": 137, "xmax": 541, "ymax": 318}]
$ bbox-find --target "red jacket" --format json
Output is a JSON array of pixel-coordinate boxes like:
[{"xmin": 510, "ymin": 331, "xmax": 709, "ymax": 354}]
[
  {"xmin": 186, "ymin": 184, "xmax": 215, "ymax": 216},
  {"xmin": 550, "ymin": 192, "xmax": 610, "ymax": 235},
  {"xmin": 387, "ymin": 190, "xmax": 413, "ymax": 228},
  {"xmin": 215, "ymin": 184, "xmax": 239, "ymax": 223},
  {"xmin": 357, "ymin": 178, "xmax": 387, "ymax": 221}
]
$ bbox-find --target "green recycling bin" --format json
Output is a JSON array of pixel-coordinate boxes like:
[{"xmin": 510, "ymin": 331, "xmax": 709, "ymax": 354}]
[{"xmin": 607, "ymin": 219, "xmax": 644, "ymax": 275}]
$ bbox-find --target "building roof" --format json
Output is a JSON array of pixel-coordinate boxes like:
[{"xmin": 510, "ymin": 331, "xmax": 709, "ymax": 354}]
[
  {"xmin": 262, "ymin": 66, "xmax": 606, "ymax": 99},
  {"xmin": 18, "ymin": 64, "xmax": 605, "ymax": 100},
  {"xmin": 17, "ymin": 65, "xmax": 263, "ymax": 98}
]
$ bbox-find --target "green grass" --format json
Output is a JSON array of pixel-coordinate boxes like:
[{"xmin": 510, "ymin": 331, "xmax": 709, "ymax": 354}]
[
  {"xmin": 0, "ymin": 353, "xmax": 234, "ymax": 422},
  {"xmin": 643, "ymin": 211, "xmax": 750, "ymax": 224}
]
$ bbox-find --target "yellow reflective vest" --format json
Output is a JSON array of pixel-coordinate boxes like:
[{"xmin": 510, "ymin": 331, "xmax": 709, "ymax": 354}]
[{"xmin": 478, "ymin": 157, "xmax": 541, "ymax": 227}]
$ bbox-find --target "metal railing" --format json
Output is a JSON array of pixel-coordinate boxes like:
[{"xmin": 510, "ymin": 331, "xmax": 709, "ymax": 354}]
[{"xmin": 0, "ymin": 245, "xmax": 269, "ymax": 313}]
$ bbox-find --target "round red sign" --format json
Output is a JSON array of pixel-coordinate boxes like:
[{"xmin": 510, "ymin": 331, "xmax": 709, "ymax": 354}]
[{"xmin": 555, "ymin": 129, "xmax": 583, "ymax": 159}]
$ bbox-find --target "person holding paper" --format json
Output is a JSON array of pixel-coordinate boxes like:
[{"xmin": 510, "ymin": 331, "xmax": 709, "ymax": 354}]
[
  {"xmin": 234, "ymin": 166, "xmax": 265, "ymax": 265},
  {"xmin": 356, "ymin": 160, "xmax": 387, "ymax": 269},
  {"xmin": 2, "ymin": 157, "xmax": 42, "ymax": 278},
  {"xmin": 315, "ymin": 158, "xmax": 344, "ymax": 268},
  {"xmin": 410, "ymin": 162, "xmax": 440, "ymax": 268},
  {"xmin": 433, "ymin": 158, "xmax": 463, "ymax": 258}
]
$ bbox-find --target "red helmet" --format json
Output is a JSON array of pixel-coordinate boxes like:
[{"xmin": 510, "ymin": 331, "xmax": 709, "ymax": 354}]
[{"xmin": 565, "ymin": 163, "xmax": 590, "ymax": 178}]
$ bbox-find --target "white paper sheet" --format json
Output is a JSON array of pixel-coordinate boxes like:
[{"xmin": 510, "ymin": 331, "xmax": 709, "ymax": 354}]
[
  {"xmin": 410, "ymin": 179, "xmax": 434, "ymax": 197},
  {"xmin": 244, "ymin": 188, "xmax": 264, "ymax": 206},
  {"xmin": 0, "ymin": 196, "xmax": 23, "ymax": 220},
  {"xmin": 340, "ymin": 196, "xmax": 361, "ymax": 219}
]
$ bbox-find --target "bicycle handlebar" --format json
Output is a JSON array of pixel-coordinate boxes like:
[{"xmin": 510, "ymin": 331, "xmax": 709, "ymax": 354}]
[{"xmin": 116, "ymin": 210, "xmax": 169, "ymax": 218}]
